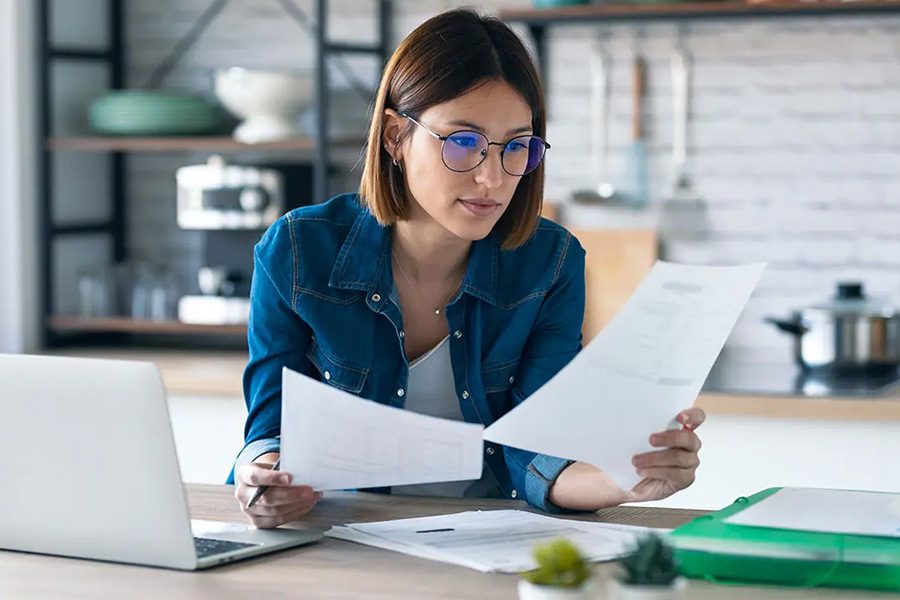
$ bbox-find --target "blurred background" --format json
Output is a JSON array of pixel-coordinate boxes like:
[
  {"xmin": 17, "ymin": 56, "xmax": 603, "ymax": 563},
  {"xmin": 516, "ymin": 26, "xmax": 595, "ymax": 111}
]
[{"xmin": 1, "ymin": 0, "xmax": 898, "ymax": 508}]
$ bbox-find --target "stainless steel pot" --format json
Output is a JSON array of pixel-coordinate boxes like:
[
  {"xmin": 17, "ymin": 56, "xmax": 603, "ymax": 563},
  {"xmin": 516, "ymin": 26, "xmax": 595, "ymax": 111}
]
[{"xmin": 766, "ymin": 282, "xmax": 900, "ymax": 373}]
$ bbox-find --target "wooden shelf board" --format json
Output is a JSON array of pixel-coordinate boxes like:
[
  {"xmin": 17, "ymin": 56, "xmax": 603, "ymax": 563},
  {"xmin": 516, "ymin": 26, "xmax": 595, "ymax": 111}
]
[
  {"xmin": 49, "ymin": 316, "xmax": 247, "ymax": 336},
  {"xmin": 500, "ymin": 0, "xmax": 900, "ymax": 23},
  {"xmin": 46, "ymin": 135, "xmax": 364, "ymax": 153}
]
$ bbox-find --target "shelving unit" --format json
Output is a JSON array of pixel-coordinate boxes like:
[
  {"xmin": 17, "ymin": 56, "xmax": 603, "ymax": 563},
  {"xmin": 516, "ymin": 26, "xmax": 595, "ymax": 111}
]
[
  {"xmin": 45, "ymin": 135, "xmax": 363, "ymax": 153},
  {"xmin": 38, "ymin": 0, "xmax": 391, "ymax": 349},
  {"xmin": 49, "ymin": 316, "xmax": 246, "ymax": 336},
  {"xmin": 500, "ymin": 0, "xmax": 900, "ymax": 79}
]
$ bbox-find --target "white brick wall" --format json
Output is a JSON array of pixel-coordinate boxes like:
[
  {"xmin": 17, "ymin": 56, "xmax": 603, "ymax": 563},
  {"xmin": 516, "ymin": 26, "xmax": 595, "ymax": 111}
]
[{"xmin": 125, "ymin": 1, "xmax": 900, "ymax": 360}]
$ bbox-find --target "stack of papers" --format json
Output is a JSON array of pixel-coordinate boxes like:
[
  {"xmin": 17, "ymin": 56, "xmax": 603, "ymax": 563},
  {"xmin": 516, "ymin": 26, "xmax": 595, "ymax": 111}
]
[
  {"xmin": 326, "ymin": 509, "xmax": 668, "ymax": 573},
  {"xmin": 724, "ymin": 488, "xmax": 900, "ymax": 539}
]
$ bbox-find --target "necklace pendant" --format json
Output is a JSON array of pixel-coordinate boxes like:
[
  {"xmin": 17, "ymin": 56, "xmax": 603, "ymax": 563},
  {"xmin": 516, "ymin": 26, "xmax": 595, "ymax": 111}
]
[{"xmin": 435, "ymin": 309, "xmax": 441, "ymax": 316}]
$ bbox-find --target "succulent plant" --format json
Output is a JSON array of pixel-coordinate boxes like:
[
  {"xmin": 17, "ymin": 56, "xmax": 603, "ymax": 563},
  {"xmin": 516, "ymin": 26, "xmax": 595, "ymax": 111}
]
[
  {"xmin": 522, "ymin": 538, "xmax": 592, "ymax": 588},
  {"xmin": 616, "ymin": 533, "xmax": 680, "ymax": 586}
]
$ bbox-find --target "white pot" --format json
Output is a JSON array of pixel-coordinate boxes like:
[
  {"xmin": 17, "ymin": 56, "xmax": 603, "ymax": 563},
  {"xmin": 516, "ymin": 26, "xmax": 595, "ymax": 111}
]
[
  {"xmin": 607, "ymin": 577, "xmax": 688, "ymax": 600},
  {"xmin": 214, "ymin": 67, "xmax": 313, "ymax": 143},
  {"xmin": 517, "ymin": 579, "xmax": 595, "ymax": 600}
]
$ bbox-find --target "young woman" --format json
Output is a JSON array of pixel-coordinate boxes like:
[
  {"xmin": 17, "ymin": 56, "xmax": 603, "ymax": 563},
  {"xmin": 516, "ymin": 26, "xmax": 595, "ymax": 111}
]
[{"xmin": 231, "ymin": 8, "xmax": 704, "ymax": 529}]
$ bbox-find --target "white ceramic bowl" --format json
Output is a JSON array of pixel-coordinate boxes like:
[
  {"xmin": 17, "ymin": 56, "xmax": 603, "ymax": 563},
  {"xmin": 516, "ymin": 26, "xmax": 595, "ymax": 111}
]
[{"xmin": 214, "ymin": 67, "xmax": 314, "ymax": 143}]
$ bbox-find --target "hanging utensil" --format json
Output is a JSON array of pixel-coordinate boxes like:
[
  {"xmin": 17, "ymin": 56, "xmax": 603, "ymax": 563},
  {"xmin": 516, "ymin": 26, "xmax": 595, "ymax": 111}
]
[
  {"xmin": 573, "ymin": 38, "xmax": 622, "ymax": 205},
  {"xmin": 624, "ymin": 53, "xmax": 650, "ymax": 209},
  {"xmin": 659, "ymin": 41, "xmax": 709, "ymax": 251}
]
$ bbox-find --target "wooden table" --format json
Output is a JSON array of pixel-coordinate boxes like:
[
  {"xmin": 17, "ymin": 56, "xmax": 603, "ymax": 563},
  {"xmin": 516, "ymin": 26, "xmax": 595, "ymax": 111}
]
[{"xmin": 0, "ymin": 485, "xmax": 886, "ymax": 599}]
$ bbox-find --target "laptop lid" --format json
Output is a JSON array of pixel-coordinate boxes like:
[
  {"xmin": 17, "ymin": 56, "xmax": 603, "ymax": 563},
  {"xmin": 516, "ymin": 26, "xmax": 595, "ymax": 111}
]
[{"xmin": 0, "ymin": 354, "xmax": 198, "ymax": 569}]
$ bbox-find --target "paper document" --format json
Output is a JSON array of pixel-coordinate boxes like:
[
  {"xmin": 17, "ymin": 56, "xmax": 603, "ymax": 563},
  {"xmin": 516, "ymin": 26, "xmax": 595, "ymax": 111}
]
[
  {"xmin": 280, "ymin": 367, "xmax": 484, "ymax": 490},
  {"xmin": 484, "ymin": 261, "xmax": 766, "ymax": 489},
  {"xmin": 724, "ymin": 488, "xmax": 900, "ymax": 539},
  {"xmin": 327, "ymin": 509, "xmax": 667, "ymax": 572}
]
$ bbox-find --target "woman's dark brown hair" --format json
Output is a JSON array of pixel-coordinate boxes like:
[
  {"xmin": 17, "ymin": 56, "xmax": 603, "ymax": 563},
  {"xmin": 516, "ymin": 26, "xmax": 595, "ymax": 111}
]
[{"xmin": 358, "ymin": 8, "xmax": 546, "ymax": 250}]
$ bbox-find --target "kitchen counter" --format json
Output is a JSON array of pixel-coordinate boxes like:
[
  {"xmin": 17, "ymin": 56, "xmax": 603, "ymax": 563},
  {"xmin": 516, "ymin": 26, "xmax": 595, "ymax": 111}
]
[{"xmin": 50, "ymin": 347, "xmax": 900, "ymax": 422}]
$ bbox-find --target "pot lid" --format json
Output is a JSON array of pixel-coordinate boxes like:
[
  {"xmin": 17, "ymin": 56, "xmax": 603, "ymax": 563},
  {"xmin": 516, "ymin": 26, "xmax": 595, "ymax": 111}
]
[{"xmin": 802, "ymin": 282, "xmax": 899, "ymax": 317}]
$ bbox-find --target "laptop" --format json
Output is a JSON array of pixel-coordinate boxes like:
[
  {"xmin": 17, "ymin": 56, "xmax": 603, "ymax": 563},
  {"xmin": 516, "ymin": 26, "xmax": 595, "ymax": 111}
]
[{"xmin": 0, "ymin": 353, "xmax": 322, "ymax": 570}]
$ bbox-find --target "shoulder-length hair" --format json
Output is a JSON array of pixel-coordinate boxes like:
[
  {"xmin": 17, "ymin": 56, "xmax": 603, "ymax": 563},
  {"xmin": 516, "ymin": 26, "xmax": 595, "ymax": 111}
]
[{"xmin": 358, "ymin": 8, "xmax": 546, "ymax": 250}]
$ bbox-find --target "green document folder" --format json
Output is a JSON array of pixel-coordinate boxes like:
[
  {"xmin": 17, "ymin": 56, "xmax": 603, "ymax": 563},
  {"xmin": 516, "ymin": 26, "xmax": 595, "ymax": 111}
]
[{"xmin": 670, "ymin": 487, "xmax": 900, "ymax": 592}]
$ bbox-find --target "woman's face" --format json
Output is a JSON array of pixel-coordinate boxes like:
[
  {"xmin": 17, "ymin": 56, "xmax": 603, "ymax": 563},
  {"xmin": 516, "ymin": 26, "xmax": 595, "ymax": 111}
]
[{"xmin": 386, "ymin": 80, "xmax": 534, "ymax": 242}]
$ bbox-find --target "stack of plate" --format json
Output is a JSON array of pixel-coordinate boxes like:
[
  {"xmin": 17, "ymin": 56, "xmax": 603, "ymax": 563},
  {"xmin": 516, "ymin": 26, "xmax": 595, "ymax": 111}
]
[{"xmin": 89, "ymin": 91, "xmax": 224, "ymax": 136}]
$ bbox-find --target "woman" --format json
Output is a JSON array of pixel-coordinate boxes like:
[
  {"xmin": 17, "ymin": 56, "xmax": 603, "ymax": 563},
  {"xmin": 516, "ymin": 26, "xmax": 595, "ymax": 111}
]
[{"xmin": 231, "ymin": 8, "xmax": 704, "ymax": 529}]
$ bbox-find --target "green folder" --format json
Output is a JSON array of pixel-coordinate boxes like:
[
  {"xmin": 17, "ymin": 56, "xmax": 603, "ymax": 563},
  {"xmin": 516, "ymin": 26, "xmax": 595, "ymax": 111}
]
[{"xmin": 670, "ymin": 488, "xmax": 900, "ymax": 592}]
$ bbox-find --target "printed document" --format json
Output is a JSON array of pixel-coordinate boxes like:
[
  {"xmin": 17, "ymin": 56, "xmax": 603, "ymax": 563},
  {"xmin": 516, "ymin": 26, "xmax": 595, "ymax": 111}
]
[
  {"xmin": 327, "ymin": 509, "xmax": 667, "ymax": 572},
  {"xmin": 724, "ymin": 488, "xmax": 900, "ymax": 538},
  {"xmin": 280, "ymin": 366, "xmax": 484, "ymax": 490},
  {"xmin": 483, "ymin": 261, "xmax": 765, "ymax": 489}
]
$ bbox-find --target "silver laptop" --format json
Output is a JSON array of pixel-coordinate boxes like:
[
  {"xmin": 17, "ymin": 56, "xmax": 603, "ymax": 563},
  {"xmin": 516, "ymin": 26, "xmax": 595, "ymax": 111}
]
[{"xmin": 0, "ymin": 353, "xmax": 322, "ymax": 570}]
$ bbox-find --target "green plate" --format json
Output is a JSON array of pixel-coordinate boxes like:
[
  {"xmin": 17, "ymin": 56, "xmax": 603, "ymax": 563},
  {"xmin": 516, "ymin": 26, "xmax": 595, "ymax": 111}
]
[{"xmin": 89, "ymin": 91, "xmax": 224, "ymax": 136}]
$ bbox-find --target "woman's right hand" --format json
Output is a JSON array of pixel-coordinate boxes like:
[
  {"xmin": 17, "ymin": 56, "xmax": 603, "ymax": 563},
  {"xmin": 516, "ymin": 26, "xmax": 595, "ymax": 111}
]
[{"xmin": 234, "ymin": 453, "xmax": 322, "ymax": 529}]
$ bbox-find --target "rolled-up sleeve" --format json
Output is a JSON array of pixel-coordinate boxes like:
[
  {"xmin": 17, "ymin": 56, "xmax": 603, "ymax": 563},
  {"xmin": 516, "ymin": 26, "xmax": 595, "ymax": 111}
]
[
  {"xmin": 502, "ymin": 233, "xmax": 586, "ymax": 513},
  {"xmin": 228, "ymin": 214, "xmax": 314, "ymax": 483}
]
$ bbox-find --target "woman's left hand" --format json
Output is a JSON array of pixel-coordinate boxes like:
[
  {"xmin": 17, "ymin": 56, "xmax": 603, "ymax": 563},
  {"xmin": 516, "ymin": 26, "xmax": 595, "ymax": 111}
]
[{"xmin": 626, "ymin": 407, "xmax": 706, "ymax": 502}]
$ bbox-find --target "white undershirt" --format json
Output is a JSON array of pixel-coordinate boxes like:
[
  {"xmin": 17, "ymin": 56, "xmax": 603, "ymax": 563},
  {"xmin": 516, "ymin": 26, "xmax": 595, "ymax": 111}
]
[{"xmin": 391, "ymin": 336, "xmax": 497, "ymax": 497}]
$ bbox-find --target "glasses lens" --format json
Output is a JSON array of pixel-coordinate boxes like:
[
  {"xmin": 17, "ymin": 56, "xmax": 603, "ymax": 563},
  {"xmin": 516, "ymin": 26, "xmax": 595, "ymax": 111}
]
[
  {"xmin": 502, "ymin": 135, "xmax": 547, "ymax": 176},
  {"xmin": 442, "ymin": 131, "xmax": 488, "ymax": 172}
]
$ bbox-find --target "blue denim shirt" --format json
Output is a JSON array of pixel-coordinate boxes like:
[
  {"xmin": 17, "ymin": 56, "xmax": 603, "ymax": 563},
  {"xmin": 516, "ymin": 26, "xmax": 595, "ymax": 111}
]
[{"xmin": 230, "ymin": 193, "xmax": 586, "ymax": 513}]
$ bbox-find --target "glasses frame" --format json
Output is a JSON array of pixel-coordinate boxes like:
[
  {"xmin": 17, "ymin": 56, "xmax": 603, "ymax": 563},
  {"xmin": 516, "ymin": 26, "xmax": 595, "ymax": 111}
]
[{"xmin": 399, "ymin": 112, "xmax": 550, "ymax": 177}]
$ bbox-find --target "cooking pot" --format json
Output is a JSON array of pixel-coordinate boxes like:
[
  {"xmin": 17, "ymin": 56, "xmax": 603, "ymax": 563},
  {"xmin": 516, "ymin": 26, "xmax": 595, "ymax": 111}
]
[{"xmin": 766, "ymin": 282, "xmax": 900, "ymax": 373}]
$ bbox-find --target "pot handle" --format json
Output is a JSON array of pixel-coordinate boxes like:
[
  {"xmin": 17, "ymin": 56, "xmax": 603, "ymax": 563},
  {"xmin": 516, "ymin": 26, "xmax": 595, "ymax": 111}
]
[{"xmin": 765, "ymin": 317, "xmax": 808, "ymax": 336}]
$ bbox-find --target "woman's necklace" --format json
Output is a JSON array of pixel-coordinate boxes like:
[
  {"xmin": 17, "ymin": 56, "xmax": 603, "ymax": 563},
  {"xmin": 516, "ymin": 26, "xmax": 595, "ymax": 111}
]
[{"xmin": 392, "ymin": 254, "xmax": 462, "ymax": 317}]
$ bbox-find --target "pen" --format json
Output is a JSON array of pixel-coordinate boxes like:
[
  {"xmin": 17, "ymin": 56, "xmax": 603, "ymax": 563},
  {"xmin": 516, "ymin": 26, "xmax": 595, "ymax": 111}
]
[{"xmin": 246, "ymin": 458, "xmax": 281, "ymax": 509}]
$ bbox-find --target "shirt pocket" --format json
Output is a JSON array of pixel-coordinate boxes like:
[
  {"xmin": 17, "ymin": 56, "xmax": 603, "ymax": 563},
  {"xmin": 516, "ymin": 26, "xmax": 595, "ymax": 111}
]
[
  {"xmin": 305, "ymin": 337, "xmax": 368, "ymax": 394},
  {"xmin": 481, "ymin": 358, "xmax": 520, "ymax": 394}
]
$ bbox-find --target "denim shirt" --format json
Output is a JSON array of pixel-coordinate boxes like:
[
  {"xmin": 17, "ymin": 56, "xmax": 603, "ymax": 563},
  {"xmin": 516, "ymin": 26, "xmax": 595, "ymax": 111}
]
[{"xmin": 230, "ymin": 193, "xmax": 586, "ymax": 513}]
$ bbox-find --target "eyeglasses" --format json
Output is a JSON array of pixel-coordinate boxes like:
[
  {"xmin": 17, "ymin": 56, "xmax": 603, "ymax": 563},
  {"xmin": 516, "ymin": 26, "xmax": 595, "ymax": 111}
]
[{"xmin": 400, "ymin": 112, "xmax": 550, "ymax": 177}]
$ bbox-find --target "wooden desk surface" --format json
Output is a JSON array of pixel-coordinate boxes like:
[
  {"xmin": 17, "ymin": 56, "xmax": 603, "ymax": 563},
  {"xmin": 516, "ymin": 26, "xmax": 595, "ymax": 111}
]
[{"xmin": 0, "ymin": 484, "xmax": 886, "ymax": 599}]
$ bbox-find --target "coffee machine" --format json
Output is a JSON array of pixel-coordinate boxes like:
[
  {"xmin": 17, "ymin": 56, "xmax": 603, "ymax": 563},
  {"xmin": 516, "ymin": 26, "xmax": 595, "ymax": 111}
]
[{"xmin": 175, "ymin": 155, "xmax": 313, "ymax": 325}]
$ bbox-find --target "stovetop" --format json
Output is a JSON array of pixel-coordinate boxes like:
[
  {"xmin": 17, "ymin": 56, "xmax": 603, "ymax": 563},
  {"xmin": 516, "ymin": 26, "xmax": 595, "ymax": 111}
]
[{"xmin": 702, "ymin": 357, "xmax": 900, "ymax": 398}]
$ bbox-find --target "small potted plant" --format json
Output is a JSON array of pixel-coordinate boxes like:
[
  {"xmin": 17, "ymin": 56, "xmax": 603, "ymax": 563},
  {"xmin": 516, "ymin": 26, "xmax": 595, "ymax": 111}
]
[
  {"xmin": 609, "ymin": 534, "xmax": 687, "ymax": 600},
  {"xmin": 519, "ymin": 538, "xmax": 594, "ymax": 600}
]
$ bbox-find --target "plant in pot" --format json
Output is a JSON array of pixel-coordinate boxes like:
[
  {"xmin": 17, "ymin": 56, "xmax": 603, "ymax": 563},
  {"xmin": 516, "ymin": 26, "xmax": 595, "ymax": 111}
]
[
  {"xmin": 610, "ymin": 534, "xmax": 687, "ymax": 600},
  {"xmin": 519, "ymin": 538, "xmax": 594, "ymax": 600}
]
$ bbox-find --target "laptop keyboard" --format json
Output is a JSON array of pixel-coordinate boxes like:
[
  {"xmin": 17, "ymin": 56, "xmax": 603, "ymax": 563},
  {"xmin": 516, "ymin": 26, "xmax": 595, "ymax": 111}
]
[{"xmin": 193, "ymin": 536, "xmax": 259, "ymax": 558}]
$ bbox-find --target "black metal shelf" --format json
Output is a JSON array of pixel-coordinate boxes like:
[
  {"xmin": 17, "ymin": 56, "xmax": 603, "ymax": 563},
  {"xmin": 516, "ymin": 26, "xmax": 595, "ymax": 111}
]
[{"xmin": 38, "ymin": 0, "xmax": 391, "ymax": 350}]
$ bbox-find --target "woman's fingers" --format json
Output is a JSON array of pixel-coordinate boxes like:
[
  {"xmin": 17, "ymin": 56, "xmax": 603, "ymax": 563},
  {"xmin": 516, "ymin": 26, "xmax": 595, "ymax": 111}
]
[
  {"xmin": 236, "ymin": 463, "xmax": 292, "ymax": 488},
  {"xmin": 647, "ymin": 429, "xmax": 702, "ymax": 452},
  {"xmin": 676, "ymin": 407, "xmax": 706, "ymax": 430},
  {"xmin": 633, "ymin": 448, "xmax": 699, "ymax": 470},
  {"xmin": 250, "ymin": 485, "xmax": 318, "ymax": 508},
  {"xmin": 243, "ymin": 487, "xmax": 317, "ymax": 513},
  {"xmin": 635, "ymin": 466, "xmax": 696, "ymax": 490},
  {"xmin": 244, "ymin": 493, "xmax": 322, "ymax": 529}
]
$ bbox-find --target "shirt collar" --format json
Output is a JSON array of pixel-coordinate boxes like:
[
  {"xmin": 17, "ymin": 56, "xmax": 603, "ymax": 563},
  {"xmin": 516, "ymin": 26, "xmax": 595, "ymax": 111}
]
[{"xmin": 329, "ymin": 207, "xmax": 499, "ymax": 306}]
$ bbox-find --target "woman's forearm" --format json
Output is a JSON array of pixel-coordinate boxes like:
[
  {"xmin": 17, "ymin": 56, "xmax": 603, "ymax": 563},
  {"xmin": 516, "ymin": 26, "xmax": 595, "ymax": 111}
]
[{"xmin": 547, "ymin": 461, "xmax": 628, "ymax": 511}]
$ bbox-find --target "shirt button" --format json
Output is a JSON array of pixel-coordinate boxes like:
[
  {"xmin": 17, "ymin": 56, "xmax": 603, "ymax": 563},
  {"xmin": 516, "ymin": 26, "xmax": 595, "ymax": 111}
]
[
  {"xmin": 511, "ymin": 490, "xmax": 518, "ymax": 499},
  {"xmin": 461, "ymin": 390, "xmax": 469, "ymax": 400},
  {"xmin": 324, "ymin": 371, "xmax": 331, "ymax": 381},
  {"xmin": 371, "ymin": 293, "xmax": 381, "ymax": 302},
  {"xmin": 397, "ymin": 388, "xmax": 405, "ymax": 397},
  {"xmin": 454, "ymin": 330, "xmax": 462, "ymax": 339},
  {"xmin": 486, "ymin": 446, "xmax": 494, "ymax": 455},
  {"xmin": 509, "ymin": 376, "xmax": 515, "ymax": 384},
  {"xmin": 399, "ymin": 330, "xmax": 405, "ymax": 338}
]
